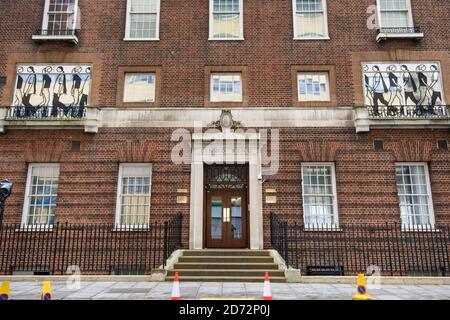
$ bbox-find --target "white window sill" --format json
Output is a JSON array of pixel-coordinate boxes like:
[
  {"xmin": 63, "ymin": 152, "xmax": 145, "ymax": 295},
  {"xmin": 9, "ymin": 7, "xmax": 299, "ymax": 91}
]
[
  {"xmin": 401, "ymin": 225, "xmax": 439, "ymax": 232},
  {"xmin": 304, "ymin": 224, "xmax": 341, "ymax": 231},
  {"xmin": 208, "ymin": 38, "xmax": 245, "ymax": 41},
  {"xmin": 123, "ymin": 38, "xmax": 160, "ymax": 41},
  {"xmin": 210, "ymin": 100, "xmax": 244, "ymax": 103},
  {"xmin": 376, "ymin": 32, "xmax": 424, "ymax": 43},
  {"xmin": 293, "ymin": 36, "xmax": 330, "ymax": 41},
  {"xmin": 16, "ymin": 225, "xmax": 54, "ymax": 232},
  {"xmin": 32, "ymin": 35, "xmax": 78, "ymax": 44},
  {"xmin": 112, "ymin": 225, "xmax": 150, "ymax": 231}
]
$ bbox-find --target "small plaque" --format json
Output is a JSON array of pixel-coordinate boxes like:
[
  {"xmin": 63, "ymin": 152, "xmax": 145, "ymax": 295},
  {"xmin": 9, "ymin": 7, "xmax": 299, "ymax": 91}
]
[
  {"xmin": 265, "ymin": 195, "xmax": 277, "ymax": 204},
  {"xmin": 177, "ymin": 196, "xmax": 188, "ymax": 204},
  {"xmin": 177, "ymin": 189, "xmax": 188, "ymax": 193},
  {"xmin": 265, "ymin": 188, "xmax": 277, "ymax": 193}
]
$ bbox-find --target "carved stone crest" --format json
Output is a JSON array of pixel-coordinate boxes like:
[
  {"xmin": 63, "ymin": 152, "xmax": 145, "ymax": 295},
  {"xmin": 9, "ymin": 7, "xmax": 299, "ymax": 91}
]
[{"xmin": 208, "ymin": 110, "xmax": 243, "ymax": 131}]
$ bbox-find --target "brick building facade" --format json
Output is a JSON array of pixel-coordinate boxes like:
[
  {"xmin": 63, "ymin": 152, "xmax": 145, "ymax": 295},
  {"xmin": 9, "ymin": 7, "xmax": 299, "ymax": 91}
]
[{"xmin": 0, "ymin": 0, "xmax": 449, "ymax": 257}]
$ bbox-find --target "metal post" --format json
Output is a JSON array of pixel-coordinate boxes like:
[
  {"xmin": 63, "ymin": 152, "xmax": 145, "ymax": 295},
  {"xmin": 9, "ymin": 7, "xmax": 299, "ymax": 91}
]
[
  {"xmin": 0, "ymin": 202, "xmax": 4, "ymax": 226},
  {"xmin": 163, "ymin": 221, "xmax": 168, "ymax": 268},
  {"xmin": 283, "ymin": 221, "xmax": 289, "ymax": 268}
]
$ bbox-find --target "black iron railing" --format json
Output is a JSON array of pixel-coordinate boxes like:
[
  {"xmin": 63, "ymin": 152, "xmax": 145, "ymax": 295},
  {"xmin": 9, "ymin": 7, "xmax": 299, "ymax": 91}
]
[
  {"xmin": 270, "ymin": 213, "xmax": 450, "ymax": 276},
  {"xmin": 378, "ymin": 27, "xmax": 422, "ymax": 34},
  {"xmin": 5, "ymin": 105, "xmax": 86, "ymax": 121},
  {"xmin": 0, "ymin": 213, "xmax": 182, "ymax": 275},
  {"xmin": 34, "ymin": 29, "xmax": 78, "ymax": 37},
  {"xmin": 366, "ymin": 105, "xmax": 450, "ymax": 119}
]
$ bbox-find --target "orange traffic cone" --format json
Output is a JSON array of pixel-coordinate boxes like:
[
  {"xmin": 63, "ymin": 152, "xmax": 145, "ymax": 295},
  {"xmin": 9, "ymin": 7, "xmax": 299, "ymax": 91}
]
[
  {"xmin": 171, "ymin": 272, "xmax": 181, "ymax": 300},
  {"xmin": 263, "ymin": 272, "xmax": 272, "ymax": 300}
]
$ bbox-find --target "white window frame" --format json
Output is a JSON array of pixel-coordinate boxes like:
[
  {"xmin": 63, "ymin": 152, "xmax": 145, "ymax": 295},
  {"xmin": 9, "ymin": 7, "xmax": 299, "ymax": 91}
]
[
  {"xmin": 41, "ymin": 0, "xmax": 79, "ymax": 32},
  {"xmin": 301, "ymin": 162, "xmax": 339, "ymax": 230},
  {"xmin": 209, "ymin": 0, "xmax": 244, "ymax": 41},
  {"xmin": 21, "ymin": 163, "xmax": 60, "ymax": 229},
  {"xmin": 395, "ymin": 162, "xmax": 435, "ymax": 230},
  {"xmin": 210, "ymin": 73, "xmax": 243, "ymax": 102},
  {"xmin": 292, "ymin": 0, "xmax": 329, "ymax": 40},
  {"xmin": 297, "ymin": 72, "xmax": 331, "ymax": 102},
  {"xmin": 376, "ymin": 0, "xmax": 414, "ymax": 29},
  {"xmin": 124, "ymin": 0, "xmax": 161, "ymax": 41},
  {"xmin": 115, "ymin": 163, "xmax": 153, "ymax": 228}
]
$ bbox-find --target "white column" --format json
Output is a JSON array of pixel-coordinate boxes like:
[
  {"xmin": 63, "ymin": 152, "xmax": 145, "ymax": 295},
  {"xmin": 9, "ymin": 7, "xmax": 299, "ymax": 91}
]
[
  {"xmin": 189, "ymin": 138, "xmax": 204, "ymax": 249},
  {"xmin": 249, "ymin": 140, "xmax": 263, "ymax": 249}
]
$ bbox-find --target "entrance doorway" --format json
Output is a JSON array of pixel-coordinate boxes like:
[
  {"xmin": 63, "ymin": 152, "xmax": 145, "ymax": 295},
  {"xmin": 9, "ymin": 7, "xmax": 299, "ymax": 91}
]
[{"xmin": 204, "ymin": 165, "xmax": 249, "ymax": 248}]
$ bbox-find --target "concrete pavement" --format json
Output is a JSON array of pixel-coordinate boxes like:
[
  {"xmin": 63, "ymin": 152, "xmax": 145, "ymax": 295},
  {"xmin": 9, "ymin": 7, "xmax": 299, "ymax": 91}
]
[{"xmin": 4, "ymin": 281, "xmax": 450, "ymax": 300}]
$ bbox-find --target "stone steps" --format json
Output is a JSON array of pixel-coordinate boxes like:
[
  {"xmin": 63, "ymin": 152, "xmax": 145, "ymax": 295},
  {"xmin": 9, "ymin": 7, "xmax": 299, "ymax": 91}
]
[{"xmin": 166, "ymin": 250, "xmax": 286, "ymax": 282}]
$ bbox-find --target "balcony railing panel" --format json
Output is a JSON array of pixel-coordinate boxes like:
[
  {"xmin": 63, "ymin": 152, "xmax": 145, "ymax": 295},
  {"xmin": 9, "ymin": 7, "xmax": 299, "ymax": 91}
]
[
  {"xmin": 366, "ymin": 105, "xmax": 450, "ymax": 120},
  {"xmin": 5, "ymin": 105, "xmax": 86, "ymax": 121},
  {"xmin": 34, "ymin": 29, "xmax": 78, "ymax": 37},
  {"xmin": 377, "ymin": 27, "xmax": 422, "ymax": 34}
]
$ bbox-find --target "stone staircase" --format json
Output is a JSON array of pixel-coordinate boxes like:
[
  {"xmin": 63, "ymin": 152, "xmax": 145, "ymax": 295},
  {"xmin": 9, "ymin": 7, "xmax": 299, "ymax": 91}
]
[{"xmin": 165, "ymin": 250, "xmax": 286, "ymax": 283}]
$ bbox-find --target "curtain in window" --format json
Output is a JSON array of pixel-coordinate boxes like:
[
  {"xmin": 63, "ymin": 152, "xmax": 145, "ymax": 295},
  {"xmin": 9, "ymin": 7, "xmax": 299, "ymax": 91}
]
[
  {"xmin": 295, "ymin": 0, "xmax": 326, "ymax": 38},
  {"xmin": 396, "ymin": 165, "xmax": 431, "ymax": 226},
  {"xmin": 379, "ymin": 0, "xmax": 410, "ymax": 28},
  {"xmin": 212, "ymin": 0, "xmax": 241, "ymax": 39},
  {"xmin": 302, "ymin": 164, "xmax": 336, "ymax": 226}
]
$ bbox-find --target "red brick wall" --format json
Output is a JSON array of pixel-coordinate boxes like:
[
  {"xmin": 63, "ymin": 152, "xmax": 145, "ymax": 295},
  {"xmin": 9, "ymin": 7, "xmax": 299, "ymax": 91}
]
[
  {"xmin": 1, "ymin": 0, "xmax": 449, "ymax": 107},
  {"xmin": 0, "ymin": 128, "xmax": 448, "ymax": 248}
]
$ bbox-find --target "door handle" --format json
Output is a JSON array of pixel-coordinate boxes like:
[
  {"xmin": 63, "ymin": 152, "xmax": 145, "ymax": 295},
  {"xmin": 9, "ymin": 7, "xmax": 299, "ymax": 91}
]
[{"xmin": 223, "ymin": 208, "xmax": 231, "ymax": 223}]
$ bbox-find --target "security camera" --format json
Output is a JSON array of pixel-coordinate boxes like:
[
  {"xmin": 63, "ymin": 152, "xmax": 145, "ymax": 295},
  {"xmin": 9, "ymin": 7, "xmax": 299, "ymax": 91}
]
[{"xmin": 257, "ymin": 174, "xmax": 265, "ymax": 184}]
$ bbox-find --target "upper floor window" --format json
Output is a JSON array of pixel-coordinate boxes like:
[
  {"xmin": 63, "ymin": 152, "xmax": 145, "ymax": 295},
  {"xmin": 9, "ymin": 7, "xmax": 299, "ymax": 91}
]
[
  {"xmin": 298, "ymin": 72, "xmax": 330, "ymax": 102},
  {"xmin": 22, "ymin": 164, "xmax": 60, "ymax": 227},
  {"xmin": 301, "ymin": 163, "xmax": 339, "ymax": 228},
  {"xmin": 395, "ymin": 163, "xmax": 435, "ymax": 228},
  {"xmin": 377, "ymin": 0, "xmax": 413, "ymax": 29},
  {"xmin": 293, "ymin": 0, "xmax": 329, "ymax": 39},
  {"xmin": 125, "ymin": 0, "xmax": 160, "ymax": 40},
  {"xmin": 209, "ymin": 0, "xmax": 244, "ymax": 40},
  {"xmin": 363, "ymin": 62, "xmax": 445, "ymax": 116},
  {"xmin": 123, "ymin": 73, "xmax": 156, "ymax": 103},
  {"xmin": 115, "ymin": 164, "xmax": 152, "ymax": 227},
  {"xmin": 211, "ymin": 73, "xmax": 243, "ymax": 102},
  {"xmin": 41, "ymin": 0, "xmax": 78, "ymax": 36}
]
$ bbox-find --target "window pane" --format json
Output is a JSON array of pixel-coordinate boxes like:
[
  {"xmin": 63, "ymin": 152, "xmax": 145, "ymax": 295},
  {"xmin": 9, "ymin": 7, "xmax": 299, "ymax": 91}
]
[
  {"xmin": 298, "ymin": 72, "xmax": 330, "ymax": 101},
  {"xmin": 119, "ymin": 165, "xmax": 152, "ymax": 226},
  {"xmin": 130, "ymin": 13, "xmax": 157, "ymax": 39},
  {"xmin": 212, "ymin": 13, "xmax": 240, "ymax": 39},
  {"xmin": 302, "ymin": 164, "xmax": 336, "ymax": 226},
  {"xmin": 211, "ymin": 73, "xmax": 243, "ymax": 102},
  {"xmin": 395, "ymin": 164, "xmax": 432, "ymax": 226},
  {"xmin": 380, "ymin": 11, "xmax": 409, "ymax": 28},
  {"xmin": 47, "ymin": 0, "xmax": 76, "ymax": 32},
  {"xmin": 131, "ymin": 0, "xmax": 158, "ymax": 12},
  {"xmin": 123, "ymin": 73, "xmax": 156, "ymax": 102},
  {"xmin": 295, "ymin": 0, "xmax": 326, "ymax": 38},
  {"xmin": 26, "ymin": 165, "xmax": 60, "ymax": 226},
  {"xmin": 213, "ymin": 0, "xmax": 240, "ymax": 12}
]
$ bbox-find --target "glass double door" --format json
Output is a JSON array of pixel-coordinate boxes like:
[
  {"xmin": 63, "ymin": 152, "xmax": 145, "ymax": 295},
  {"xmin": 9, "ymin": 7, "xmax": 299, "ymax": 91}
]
[{"xmin": 205, "ymin": 190, "xmax": 248, "ymax": 248}]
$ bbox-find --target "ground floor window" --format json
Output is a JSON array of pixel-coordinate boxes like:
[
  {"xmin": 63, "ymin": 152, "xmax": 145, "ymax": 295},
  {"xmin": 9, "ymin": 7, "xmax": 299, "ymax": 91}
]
[
  {"xmin": 301, "ymin": 163, "xmax": 339, "ymax": 228},
  {"xmin": 115, "ymin": 164, "xmax": 152, "ymax": 227},
  {"xmin": 22, "ymin": 164, "xmax": 60, "ymax": 226},
  {"xmin": 395, "ymin": 163, "xmax": 435, "ymax": 227}
]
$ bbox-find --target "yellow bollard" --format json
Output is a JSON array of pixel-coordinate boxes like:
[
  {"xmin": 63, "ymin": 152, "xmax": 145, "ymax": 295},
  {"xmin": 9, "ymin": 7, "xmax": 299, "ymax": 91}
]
[
  {"xmin": 41, "ymin": 281, "xmax": 52, "ymax": 301},
  {"xmin": 352, "ymin": 274, "xmax": 372, "ymax": 300},
  {"xmin": 0, "ymin": 281, "xmax": 10, "ymax": 300}
]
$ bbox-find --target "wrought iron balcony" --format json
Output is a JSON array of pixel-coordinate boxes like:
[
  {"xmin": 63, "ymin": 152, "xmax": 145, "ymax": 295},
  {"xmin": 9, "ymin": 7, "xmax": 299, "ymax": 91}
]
[
  {"xmin": 0, "ymin": 105, "xmax": 99, "ymax": 133},
  {"xmin": 376, "ymin": 26, "xmax": 424, "ymax": 42},
  {"xmin": 32, "ymin": 29, "xmax": 79, "ymax": 44},
  {"xmin": 367, "ymin": 105, "xmax": 450, "ymax": 119},
  {"xmin": 5, "ymin": 105, "xmax": 86, "ymax": 121}
]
